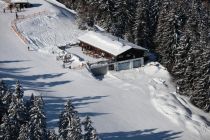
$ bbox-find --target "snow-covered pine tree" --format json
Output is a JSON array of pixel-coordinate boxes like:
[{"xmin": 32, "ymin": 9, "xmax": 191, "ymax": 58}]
[
  {"xmin": 154, "ymin": 0, "xmax": 177, "ymax": 71},
  {"xmin": 86, "ymin": 0, "xmax": 99, "ymax": 27},
  {"xmin": 66, "ymin": 113, "xmax": 82, "ymax": 140},
  {"xmin": 59, "ymin": 99, "xmax": 82, "ymax": 140},
  {"xmin": 148, "ymin": 0, "xmax": 160, "ymax": 44},
  {"xmin": 0, "ymin": 80, "xmax": 7, "ymax": 123},
  {"xmin": 188, "ymin": 0, "xmax": 210, "ymax": 112},
  {"xmin": 0, "ymin": 98, "xmax": 4, "ymax": 124},
  {"xmin": 123, "ymin": 0, "xmax": 137, "ymax": 42},
  {"xmin": 0, "ymin": 80, "xmax": 7, "ymax": 92},
  {"xmin": 133, "ymin": 0, "xmax": 150, "ymax": 47},
  {"xmin": 18, "ymin": 123, "xmax": 31, "ymax": 140},
  {"xmin": 82, "ymin": 116, "xmax": 99, "ymax": 140},
  {"xmin": 170, "ymin": 0, "xmax": 210, "ymax": 112},
  {"xmin": 8, "ymin": 95, "xmax": 28, "ymax": 124},
  {"xmin": 47, "ymin": 129, "xmax": 58, "ymax": 140},
  {"xmin": 133, "ymin": 0, "xmax": 161, "ymax": 50},
  {"xmin": 3, "ymin": 90, "xmax": 28, "ymax": 139},
  {"xmin": 112, "ymin": 0, "xmax": 133, "ymax": 38},
  {"xmin": 171, "ymin": 0, "xmax": 191, "ymax": 90},
  {"xmin": 14, "ymin": 80, "xmax": 24, "ymax": 101},
  {"xmin": 89, "ymin": 129, "xmax": 99, "ymax": 140},
  {"xmin": 0, "ymin": 114, "xmax": 18, "ymax": 140},
  {"xmin": 95, "ymin": 0, "xmax": 116, "ymax": 31},
  {"xmin": 29, "ymin": 96, "xmax": 47, "ymax": 140},
  {"xmin": 2, "ymin": 88, "xmax": 13, "ymax": 111},
  {"xmin": 26, "ymin": 93, "xmax": 35, "ymax": 111}
]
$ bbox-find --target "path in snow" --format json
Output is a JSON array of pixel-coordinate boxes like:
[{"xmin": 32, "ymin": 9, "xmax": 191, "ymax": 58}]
[{"xmin": 0, "ymin": 0, "xmax": 210, "ymax": 140}]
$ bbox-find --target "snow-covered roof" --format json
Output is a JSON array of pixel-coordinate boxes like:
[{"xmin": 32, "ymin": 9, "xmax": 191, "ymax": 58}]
[
  {"xmin": 78, "ymin": 31, "xmax": 148, "ymax": 56},
  {"xmin": 10, "ymin": 0, "xmax": 29, "ymax": 3}
]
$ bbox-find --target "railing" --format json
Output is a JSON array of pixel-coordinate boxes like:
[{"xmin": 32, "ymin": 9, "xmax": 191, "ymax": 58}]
[
  {"xmin": 111, "ymin": 57, "xmax": 144, "ymax": 71},
  {"xmin": 89, "ymin": 57, "xmax": 144, "ymax": 75}
]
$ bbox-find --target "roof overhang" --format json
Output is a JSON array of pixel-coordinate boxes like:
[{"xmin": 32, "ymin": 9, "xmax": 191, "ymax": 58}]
[{"xmin": 78, "ymin": 31, "xmax": 148, "ymax": 56}]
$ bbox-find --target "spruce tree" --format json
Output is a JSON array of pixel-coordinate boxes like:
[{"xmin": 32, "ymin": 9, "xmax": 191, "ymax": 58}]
[
  {"xmin": 112, "ymin": 0, "xmax": 134, "ymax": 38},
  {"xmin": 0, "ymin": 114, "xmax": 18, "ymax": 140},
  {"xmin": 59, "ymin": 99, "xmax": 82, "ymax": 140},
  {"xmin": 29, "ymin": 96, "xmax": 47, "ymax": 140},
  {"xmin": 134, "ymin": 0, "xmax": 150, "ymax": 47},
  {"xmin": 18, "ymin": 123, "xmax": 31, "ymax": 140},
  {"xmin": 14, "ymin": 80, "xmax": 24, "ymax": 101},
  {"xmin": 154, "ymin": 0, "xmax": 177, "ymax": 71},
  {"xmin": 47, "ymin": 129, "xmax": 58, "ymax": 140},
  {"xmin": 188, "ymin": 0, "xmax": 210, "ymax": 112},
  {"xmin": 82, "ymin": 116, "xmax": 99, "ymax": 140},
  {"xmin": 95, "ymin": 0, "xmax": 115, "ymax": 31},
  {"xmin": 0, "ymin": 80, "xmax": 7, "ymax": 123}
]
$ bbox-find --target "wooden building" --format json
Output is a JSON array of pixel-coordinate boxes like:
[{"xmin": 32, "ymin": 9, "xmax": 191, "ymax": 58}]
[
  {"xmin": 10, "ymin": 0, "xmax": 30, "ymax": 8},
  {"xmin": 78, "ymin": 31, "xmax": 148, "ymax": 62}
]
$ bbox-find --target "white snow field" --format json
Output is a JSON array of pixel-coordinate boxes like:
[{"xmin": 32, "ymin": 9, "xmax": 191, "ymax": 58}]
[{"xmin": 0, "ymin": 0, "xmax": 210, "ymax": 139}]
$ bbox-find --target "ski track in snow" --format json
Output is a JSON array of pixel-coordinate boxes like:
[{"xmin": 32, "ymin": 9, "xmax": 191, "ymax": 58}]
[{"xmin": 0, "ymin": 0, "xmax": 210, "ymax": 140}]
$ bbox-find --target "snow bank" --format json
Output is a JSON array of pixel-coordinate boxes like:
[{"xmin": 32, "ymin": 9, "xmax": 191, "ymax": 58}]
[
  {"xmin": 67, "ymin": 54, "xmax": 86, "ymax": 69},
  {"xmin": 108, "ymin": 62, "xmax": 210, "ymax": 139},
  {"xmin": 145, "ymin": 63, "xmax": 210, "ymax": 135},
  {"xmin": 0, "ymin": 0, "xmax": 5, "ymax": 8}
]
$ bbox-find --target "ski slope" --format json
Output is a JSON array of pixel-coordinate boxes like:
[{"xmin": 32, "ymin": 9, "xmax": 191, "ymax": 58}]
[{"xmin": 0, "ymin": 0, "xmax": 210, "ymax": 139}]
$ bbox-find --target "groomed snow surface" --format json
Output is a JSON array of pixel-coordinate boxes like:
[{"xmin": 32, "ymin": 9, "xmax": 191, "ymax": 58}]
[{"xmin": 0, "ymin": 0, "xmax": 210, "ymax": 139}]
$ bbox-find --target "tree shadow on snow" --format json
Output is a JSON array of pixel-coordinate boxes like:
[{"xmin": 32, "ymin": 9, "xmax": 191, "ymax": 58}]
[
  {"xmin": 30, "ymin": 3, "xmax": 42, "ymax": 8},
  {"xmin": 100, "ymin": 129, "xmax": 182, "ymax": 140},
  {"xmin": 0, "ymin": 60, "xmax": 30, "ymax": 64},
  {"xmin": 43, "ymin": 96, "xmax": 109, "ymax": 128},
  {"xmin": 0, "ymin": 60, "xmax": 71, "ymax": 93}
]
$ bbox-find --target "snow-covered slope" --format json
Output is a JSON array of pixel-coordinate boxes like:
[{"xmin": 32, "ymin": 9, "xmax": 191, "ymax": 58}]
[
  {"xmin": 15, "ymin": 0, "xmax": 84, "ymax": 53},
  {"xmin": 0, "ymin": 0, "xmax": 210, "ymax": 140}
]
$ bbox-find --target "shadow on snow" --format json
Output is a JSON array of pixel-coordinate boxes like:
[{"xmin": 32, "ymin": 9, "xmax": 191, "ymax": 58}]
[
  {"xmin": 100, "ymin": 129, "xmax": 182, "ymax": 140},
  {"xmin": 0, "ymin": 60, "xmax": 71, "ymax": 92},
  {"xmin": 43, "ymin": 96, "xmax": 109, "ymax": 128}
]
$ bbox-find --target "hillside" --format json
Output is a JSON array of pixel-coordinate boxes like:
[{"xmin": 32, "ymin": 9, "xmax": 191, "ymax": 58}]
[{"xmin": 0, "ymin": 0, "xmax": 210, "ymax": 140}]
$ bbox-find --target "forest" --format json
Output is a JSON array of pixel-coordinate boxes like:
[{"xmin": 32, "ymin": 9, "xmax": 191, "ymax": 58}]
[
  {"xmin": 0, "ymin": 80, "xmax": 99, "ymax": 140},
  {"xmin": 57, "ymin": 0, "xmax": 210, "ymax": 112}
]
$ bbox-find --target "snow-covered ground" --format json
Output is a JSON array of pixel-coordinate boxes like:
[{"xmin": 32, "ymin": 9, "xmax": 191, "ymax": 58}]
[{"xmin": 0, "ymin": 0, "xmax": 210, "ymax": 140}]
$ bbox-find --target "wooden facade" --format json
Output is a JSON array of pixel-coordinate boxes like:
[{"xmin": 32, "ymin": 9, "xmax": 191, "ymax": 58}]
[
  {"xmin": 116, "ymin": 48, "xmax": 145, "ymax": 61},
  {"xmin": 79, "ymin": 41, "xmax": 114, "ymax": 60}
]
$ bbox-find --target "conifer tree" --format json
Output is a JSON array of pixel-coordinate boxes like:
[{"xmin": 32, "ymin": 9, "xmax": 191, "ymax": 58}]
[
  {"xmin": 134, "ymin": 0, "xmax": 150, "ymax": 47},
  {"xmin": 29, "ymin": 96, "xmax": 47, "ymax": 140},
  {"xmin": 187, "ymin": 0, "xmax": 210, "ymax": 112},
  {"xmin": 112, "ymin": 0, "xmax": 133, "ymax": 38},
  {"xmin": 8, "ymin": 95, "xmax": 28, "ymax": 125},
  {"xmin": 95, "ymin": 0, "xmax": 115, "ymax": 31},
  {"xmin": 26, "ymin": 93, "xmax": 35, "ymax": 111},
  {"xmin": 0, "ymin": 114, "xmax": 18, "ymax": 140},
  {"xmin": 82, "ymin": 116, "xmax": 99, "ymax": 140},
  {"xmin": 59, "ymin": 99, "xmax": 82, "ymax": 140},
  {"xmin": 0, "ymin": 80, "xmax": 7, "ymax": 122},
  {"xmin": 18, "ymin": 123, "xmax": 31, "ymax": 140},
  {"xmin": 47, "ymin": 129, "xmax": 58, "ymax": 140},
  {"xmin": 14, "ymin": 80, "xmax": 24, "ymax": 101},
  {"xmin": 154, "ymin": 0, "xmax": 177, "ymax": 71}
]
